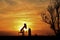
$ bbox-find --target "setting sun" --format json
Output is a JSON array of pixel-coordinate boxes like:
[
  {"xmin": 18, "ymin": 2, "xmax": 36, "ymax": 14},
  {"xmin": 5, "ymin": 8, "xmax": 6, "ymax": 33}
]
[
  {"xmin": 24, "ymin": 28, "xmax": 29, "ymax": 32},
  {"xmin": 14, "ymin": 19, "xmax": 33, "ymax": 32}
]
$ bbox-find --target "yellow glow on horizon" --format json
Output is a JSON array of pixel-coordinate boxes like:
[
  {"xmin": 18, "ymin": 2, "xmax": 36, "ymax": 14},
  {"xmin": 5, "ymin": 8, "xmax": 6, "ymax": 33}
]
[
  {"xmin": 19, "ymin": 21, "xmax": 32, "ymax": 31},
  {"xmin": 14, "ymin": 19, "xmax": 33, "ymax": 32},
  {"xmin": 24, "ymin": 28, "xmax": 29, "ymax": 32}
]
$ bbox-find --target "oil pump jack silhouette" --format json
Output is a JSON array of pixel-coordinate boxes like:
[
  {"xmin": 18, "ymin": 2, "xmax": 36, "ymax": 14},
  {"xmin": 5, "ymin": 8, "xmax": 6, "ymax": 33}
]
[{"xmin": 19, "ymin": 23, "xmax": 31, "ymax": 36}]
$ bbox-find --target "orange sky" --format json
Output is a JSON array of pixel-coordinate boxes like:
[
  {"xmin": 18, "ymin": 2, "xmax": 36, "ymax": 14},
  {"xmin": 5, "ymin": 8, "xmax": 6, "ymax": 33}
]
[{"xmin": 0, "ymin": 0, "xmax": 55, "ymax": 36}]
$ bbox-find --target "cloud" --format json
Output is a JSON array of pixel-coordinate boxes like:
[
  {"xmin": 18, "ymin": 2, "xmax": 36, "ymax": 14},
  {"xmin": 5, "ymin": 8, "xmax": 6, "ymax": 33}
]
[
  {"xmin": 20, "ymin": 0, "xmax": 49, "ymax": 3},
  {"xmin": 4, "ymin": 0, "xmax": 17, "ymax": 5},
  {"xmin": 0, "ymin": 0, "xmax": 50, "ymax": 16},
  {"xmin": 0, "ymin": 0, "xmax": 50, "ymax": 19},
  {"xmin": 0, "ymin": 0, "xmax": 2, "ymax": 1}
]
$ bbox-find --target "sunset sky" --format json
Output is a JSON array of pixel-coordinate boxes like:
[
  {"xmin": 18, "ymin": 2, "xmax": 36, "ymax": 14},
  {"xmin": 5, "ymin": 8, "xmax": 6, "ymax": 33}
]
[{"xmin": 0, "ymin": 0, "xmax": 55, "ymax": 36}]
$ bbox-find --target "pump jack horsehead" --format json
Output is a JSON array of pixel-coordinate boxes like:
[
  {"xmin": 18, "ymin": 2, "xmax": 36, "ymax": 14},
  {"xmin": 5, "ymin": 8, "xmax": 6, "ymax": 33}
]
[{"xmin": 19, "ymin": 23, "xmax": 27, "ymax": 36}]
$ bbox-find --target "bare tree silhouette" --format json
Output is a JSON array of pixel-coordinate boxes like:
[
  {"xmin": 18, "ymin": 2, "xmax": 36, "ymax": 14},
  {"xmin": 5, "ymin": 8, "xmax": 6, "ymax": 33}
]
[
  {"xmin": 41, "ymin": 0, "xmax": 60, "ymax": 35},
  {"xmin": 47, "ymin": 5, "xmax": 56, "ymax": 33}
]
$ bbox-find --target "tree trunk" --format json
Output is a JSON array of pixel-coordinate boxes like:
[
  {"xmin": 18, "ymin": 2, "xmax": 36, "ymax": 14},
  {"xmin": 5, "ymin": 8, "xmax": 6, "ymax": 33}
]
[
  {"xmin": 56, "ymin": 6, "xmax": 60, "ymax": 36},
  {"xmin": 51, "ymin": 22, "xmax": 56, "ymax": 34},
  {"xmin": 56, "ymin": 7, "xmax": 59, "ymax": 30}
]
